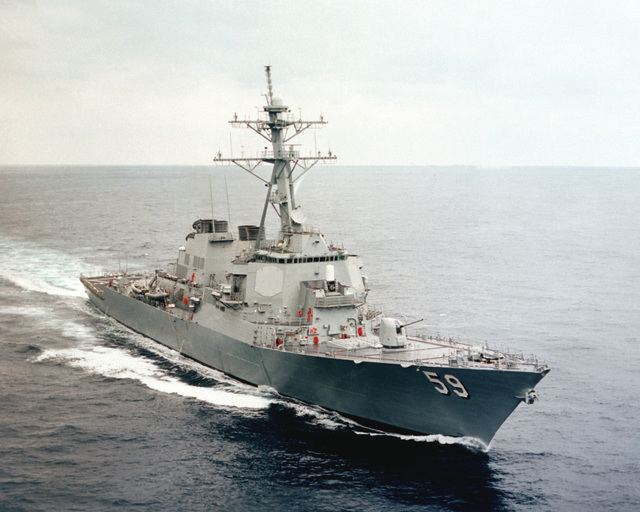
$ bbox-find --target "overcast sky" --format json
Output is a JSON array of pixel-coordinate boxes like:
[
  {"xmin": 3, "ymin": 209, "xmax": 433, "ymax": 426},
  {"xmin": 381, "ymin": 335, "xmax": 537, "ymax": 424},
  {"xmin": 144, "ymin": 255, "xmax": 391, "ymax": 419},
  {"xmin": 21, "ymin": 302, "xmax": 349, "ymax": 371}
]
[{"xmin": 2, "ymin": 1, "xmax": 640, "ymax": 166}]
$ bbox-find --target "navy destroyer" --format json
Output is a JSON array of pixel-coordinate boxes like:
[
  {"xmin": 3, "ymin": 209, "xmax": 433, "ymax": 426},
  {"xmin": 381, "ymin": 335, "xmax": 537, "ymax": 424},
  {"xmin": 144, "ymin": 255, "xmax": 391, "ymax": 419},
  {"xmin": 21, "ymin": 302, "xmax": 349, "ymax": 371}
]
[{"xmin": 81, "ymin": 67, "xmax": 549, "ymax": 447}]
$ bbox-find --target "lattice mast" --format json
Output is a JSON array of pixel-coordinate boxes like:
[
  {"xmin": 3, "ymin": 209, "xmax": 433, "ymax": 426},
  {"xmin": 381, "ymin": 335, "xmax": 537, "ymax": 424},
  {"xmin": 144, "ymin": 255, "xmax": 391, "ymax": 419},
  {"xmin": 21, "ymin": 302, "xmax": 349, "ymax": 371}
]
[{"xmin": 214, "ymin": 66, "xmax": 336, "ymax": 249}]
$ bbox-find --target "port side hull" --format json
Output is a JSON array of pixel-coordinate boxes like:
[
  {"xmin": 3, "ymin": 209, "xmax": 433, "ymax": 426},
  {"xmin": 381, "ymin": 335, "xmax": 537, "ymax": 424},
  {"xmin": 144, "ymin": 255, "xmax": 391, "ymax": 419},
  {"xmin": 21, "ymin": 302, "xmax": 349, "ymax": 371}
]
[{"xmin": 85, "ymin": 286, "xmax": 545, "ymax": 446}]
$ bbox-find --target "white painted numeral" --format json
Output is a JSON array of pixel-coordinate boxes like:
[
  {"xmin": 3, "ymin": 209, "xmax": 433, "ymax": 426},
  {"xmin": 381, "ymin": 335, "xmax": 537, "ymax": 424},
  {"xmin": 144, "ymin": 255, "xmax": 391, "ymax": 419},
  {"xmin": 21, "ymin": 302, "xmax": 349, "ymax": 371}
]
[
  {"xmin": 444, "ymin": 374, "xmax": 470, "ymax": 399},
  {"xmin": 423, "ymin": 371, "xmax": 470, "ymax": 399},
  {"xmin": 423, "ymin": 371, "xmax": 450, "ymax": 395}
]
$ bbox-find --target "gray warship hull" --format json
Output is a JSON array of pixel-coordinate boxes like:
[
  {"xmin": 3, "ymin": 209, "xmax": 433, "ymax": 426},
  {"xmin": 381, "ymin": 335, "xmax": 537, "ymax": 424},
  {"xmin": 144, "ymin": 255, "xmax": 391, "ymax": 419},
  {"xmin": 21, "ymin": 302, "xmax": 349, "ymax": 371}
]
[
  {"xmin": 81, "ymin": 67, "xmax": 549, "ymax": 448},
  {"xmin": 83, "ymin": 278, "xmax": 547, "ymax": 447}
]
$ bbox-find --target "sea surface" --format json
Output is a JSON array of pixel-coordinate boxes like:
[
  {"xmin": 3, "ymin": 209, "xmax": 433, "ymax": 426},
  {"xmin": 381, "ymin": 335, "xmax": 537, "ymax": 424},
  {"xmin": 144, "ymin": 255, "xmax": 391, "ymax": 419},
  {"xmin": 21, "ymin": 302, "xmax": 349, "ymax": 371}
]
[{"xmin": 1, "ymin": 165, "xmax": 639, "ymax": 511}]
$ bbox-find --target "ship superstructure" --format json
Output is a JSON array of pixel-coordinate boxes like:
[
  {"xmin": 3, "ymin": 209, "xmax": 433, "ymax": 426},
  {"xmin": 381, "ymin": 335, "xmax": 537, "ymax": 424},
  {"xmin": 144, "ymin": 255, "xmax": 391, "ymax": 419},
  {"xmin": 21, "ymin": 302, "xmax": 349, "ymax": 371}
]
[{"xmin": 81, "ymin": 67, "xmax": 549, "ymax": 447}]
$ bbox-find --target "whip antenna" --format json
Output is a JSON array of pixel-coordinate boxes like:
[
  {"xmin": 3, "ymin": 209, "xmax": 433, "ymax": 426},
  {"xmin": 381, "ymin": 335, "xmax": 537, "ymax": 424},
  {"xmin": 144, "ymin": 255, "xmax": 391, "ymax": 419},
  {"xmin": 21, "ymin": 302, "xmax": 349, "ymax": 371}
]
[
  {"xmin": 265, "ymin": 65, "xmax": 273, "ymax": 105},
  {"xmin": 224, "ymin": 175, "xmax": 232, "ymax": 224},
  {"xmin": 209, "ymin": 175, "xmax": 215, "ymax": 221}
]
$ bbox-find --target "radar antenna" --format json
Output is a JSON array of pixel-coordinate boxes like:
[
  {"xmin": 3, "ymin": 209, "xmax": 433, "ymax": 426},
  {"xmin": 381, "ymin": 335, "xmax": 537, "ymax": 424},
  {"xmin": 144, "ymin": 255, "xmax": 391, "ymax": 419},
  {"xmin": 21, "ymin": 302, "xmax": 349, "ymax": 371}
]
[
  {"xmin": 265, "ymin": 65, "xmax": 274, "ymax": 105},
  {"xmin": 214, "ymin": 67, "xmax": 336, "ymax": 249}
]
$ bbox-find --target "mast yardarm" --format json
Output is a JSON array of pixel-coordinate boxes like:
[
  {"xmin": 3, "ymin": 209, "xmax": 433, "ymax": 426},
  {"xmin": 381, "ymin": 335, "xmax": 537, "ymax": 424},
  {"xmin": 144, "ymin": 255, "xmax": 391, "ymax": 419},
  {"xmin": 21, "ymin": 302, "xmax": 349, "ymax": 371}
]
[{"xmin": 214, "ymin": 66, "xmax": 336, "ymax": 249}]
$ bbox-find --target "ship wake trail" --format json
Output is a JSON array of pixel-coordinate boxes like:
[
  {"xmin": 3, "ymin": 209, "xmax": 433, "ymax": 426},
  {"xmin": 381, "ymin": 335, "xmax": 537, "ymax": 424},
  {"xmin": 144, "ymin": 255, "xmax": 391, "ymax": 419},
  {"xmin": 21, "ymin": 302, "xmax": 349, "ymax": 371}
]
[
  {"xmin": 0, "ymin": 237, "xmax": 100, "ymax": 297},
  {"xmin": 33, "ymin": 345, "xmax": 273, "ymax": 411}
]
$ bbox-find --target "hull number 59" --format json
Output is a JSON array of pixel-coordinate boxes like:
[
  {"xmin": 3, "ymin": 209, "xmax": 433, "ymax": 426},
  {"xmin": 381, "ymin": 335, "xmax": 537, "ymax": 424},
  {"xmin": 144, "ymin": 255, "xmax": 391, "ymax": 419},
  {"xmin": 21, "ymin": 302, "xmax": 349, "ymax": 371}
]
[{"xmin": 423, "ymin": 371, "xmax": 470, "ymax": 399}]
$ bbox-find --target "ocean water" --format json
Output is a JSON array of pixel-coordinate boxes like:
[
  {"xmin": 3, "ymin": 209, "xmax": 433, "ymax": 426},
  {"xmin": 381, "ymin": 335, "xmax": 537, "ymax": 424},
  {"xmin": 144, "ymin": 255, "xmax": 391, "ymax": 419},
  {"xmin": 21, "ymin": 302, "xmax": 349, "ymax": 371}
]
[{"xmin": 1, "ymin": 165, "xmax": 639, "ymax": 511}]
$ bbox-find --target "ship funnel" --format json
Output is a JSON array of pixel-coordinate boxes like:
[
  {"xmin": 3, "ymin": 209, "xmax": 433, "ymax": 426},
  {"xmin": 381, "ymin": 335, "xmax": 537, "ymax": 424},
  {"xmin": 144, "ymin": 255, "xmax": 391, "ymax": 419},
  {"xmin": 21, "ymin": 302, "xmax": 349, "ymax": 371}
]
[{"xmin": 380, "ymin": 318, "xmax": 407, "ymax": 349}]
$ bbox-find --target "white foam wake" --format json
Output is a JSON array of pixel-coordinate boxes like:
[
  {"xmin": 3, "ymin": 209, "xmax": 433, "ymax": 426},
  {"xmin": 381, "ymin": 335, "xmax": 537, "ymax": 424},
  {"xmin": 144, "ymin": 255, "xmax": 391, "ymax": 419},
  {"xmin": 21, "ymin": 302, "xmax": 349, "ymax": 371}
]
[
  {"xmin": 0, "ymin": 304, "xmax": 102, "ymax": 347},
  {"xmin": 355, "ymin": 430, "xmax": 488, "ymax": 452},
  {"xmin": 34, "ymin": 344, "xmax": 272, "ymax": 410},
  {"xmin": 0, "ymin": 237, "xmax": 100, "ymax": 297},
  {"xmin": 0, "ymin": 305, "xmax": 53, "ymax": 317}
]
